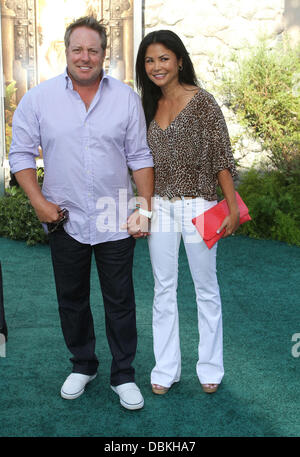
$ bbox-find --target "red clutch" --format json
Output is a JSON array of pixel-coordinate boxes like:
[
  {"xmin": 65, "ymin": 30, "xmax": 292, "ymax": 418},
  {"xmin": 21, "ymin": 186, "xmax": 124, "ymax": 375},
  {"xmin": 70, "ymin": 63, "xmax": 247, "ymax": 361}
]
[{"xmin": 192, "ymin": 191, "xmax": 251, "ymax": 249}]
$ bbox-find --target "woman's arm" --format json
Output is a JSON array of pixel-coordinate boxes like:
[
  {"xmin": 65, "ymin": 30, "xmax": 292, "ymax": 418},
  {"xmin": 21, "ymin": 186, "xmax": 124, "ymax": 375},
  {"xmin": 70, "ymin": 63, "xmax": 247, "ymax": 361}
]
[
  {"xmin": 217, "ymin": 169, "xmax": 240, "ymax": 237},
  {"xmin": 128, "ymin": 167, "xmax": 154, "ymax": 238}
]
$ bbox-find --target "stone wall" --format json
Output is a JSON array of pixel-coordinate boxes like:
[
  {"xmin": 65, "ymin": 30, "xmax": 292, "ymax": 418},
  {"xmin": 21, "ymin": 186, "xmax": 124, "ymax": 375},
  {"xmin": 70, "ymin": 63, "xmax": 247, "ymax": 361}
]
[{"xmin": 143, "ymin": 0, "xmax": 286, "ymax": 169}]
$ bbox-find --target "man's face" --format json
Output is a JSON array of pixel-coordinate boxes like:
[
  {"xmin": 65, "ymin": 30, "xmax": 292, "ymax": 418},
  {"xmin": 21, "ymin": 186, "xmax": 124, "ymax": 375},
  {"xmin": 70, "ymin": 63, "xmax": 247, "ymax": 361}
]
[{"xmin": 66, "ymin": 26, "xmax": 106, "ymax": 86}]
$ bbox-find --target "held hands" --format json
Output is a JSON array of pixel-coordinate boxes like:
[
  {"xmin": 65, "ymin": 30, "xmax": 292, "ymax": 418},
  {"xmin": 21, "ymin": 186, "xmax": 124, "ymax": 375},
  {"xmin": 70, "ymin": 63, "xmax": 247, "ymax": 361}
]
[
  {"xmin": 217, "ymin": 210, "xmax": 240, "ymax": 238},
  {"xmin": 122, "ymin": 209, "xmax": 150, "ymax": 239}
]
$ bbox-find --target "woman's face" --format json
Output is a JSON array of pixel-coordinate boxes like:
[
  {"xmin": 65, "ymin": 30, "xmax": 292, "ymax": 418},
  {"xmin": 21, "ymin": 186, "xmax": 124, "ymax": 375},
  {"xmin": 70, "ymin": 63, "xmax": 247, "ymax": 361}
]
[{"xmin": 144, "ymin": 43, "xmax": 182, "ymax": 89}]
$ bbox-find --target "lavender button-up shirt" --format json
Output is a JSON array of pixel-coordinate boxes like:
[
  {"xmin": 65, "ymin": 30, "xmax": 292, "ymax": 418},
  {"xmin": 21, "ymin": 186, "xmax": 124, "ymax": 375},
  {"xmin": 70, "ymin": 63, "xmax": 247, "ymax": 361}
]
[{"xmin": 9, "ymin": 70, "xmax": 153, "ymax": 245}]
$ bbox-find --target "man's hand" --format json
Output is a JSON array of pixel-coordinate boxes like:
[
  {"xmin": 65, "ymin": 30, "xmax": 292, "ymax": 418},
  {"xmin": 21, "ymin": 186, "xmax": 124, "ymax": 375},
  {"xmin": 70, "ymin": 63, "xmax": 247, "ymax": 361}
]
[{"xmin": 33, "ymin": 199, "xmax": 63, "ymax": 223}]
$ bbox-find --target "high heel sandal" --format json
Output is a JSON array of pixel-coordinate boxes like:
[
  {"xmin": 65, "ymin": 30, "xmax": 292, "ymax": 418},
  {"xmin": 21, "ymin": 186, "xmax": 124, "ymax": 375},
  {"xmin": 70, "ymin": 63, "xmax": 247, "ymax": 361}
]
[{"xmin": 152, "ymin": 384, "xmax": 169, "ymax": 395}]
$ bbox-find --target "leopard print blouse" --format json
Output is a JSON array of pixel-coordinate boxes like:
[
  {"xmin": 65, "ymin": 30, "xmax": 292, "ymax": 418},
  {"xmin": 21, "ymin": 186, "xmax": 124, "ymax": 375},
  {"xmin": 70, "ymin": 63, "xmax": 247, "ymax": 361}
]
[{"xmin": 147, "ymin": 88, "xmax": 237, "ymax": 201}]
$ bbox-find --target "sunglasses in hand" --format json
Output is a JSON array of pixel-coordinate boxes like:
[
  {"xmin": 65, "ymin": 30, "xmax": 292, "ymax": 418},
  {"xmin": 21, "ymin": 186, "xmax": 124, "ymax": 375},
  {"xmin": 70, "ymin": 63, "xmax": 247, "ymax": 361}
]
[{"xmin": 47, "ymin": 209, "xmax": 69, "ymax": 234}]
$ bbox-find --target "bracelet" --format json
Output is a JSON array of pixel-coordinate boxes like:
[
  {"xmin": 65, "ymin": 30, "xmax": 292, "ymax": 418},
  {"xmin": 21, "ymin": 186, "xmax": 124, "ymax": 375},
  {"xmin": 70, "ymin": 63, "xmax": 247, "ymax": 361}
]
[{"xmin": 138, "ymin": 208, "xmax": 152, "ymax": 219}]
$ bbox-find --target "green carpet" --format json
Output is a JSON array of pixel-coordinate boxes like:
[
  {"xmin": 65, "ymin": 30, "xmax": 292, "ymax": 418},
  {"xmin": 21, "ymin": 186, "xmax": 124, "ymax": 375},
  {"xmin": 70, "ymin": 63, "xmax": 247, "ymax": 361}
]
[{"xmin": 0, "ymin": 235, "xmax": 299, "ymax": 437}]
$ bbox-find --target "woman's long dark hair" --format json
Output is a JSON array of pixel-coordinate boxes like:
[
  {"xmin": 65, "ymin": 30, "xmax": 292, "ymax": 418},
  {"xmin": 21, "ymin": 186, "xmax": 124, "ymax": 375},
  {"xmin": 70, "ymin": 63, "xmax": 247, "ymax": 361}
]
[{"xmin": 136, "ymin": 30, "xmax": 199, "ymax": 127}]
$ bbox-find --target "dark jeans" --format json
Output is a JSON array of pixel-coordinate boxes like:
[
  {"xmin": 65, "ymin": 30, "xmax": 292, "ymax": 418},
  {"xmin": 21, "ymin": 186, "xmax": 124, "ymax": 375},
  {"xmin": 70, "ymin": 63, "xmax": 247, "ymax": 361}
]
[{"xmin": 49, "ymin": 228, "xmax": 137, "ymax": 386}]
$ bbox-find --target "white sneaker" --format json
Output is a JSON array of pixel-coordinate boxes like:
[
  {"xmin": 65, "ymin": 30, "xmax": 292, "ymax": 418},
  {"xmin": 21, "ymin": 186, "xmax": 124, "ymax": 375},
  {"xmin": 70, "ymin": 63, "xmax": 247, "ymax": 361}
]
[
  {"xmin": 111, "ymin": 382, "xmax": 144, "ymax": 410},
  {"xmin": 61, "ymin": 372, "xmax": 97, "ymax": 400}
]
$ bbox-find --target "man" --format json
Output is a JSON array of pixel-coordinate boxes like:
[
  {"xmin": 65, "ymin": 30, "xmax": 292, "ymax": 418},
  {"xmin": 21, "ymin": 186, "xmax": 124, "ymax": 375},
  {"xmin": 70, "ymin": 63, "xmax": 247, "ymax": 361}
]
[{"xmin": 9, "ymin": 16, "xmax": 154, "ymax": 410}]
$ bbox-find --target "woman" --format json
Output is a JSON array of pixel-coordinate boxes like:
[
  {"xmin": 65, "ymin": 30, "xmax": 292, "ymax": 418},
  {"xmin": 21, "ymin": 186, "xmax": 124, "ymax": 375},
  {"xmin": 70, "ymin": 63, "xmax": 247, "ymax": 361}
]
[{"xmin": 135, "ymin": 30, "xmax": 239, "ymax": 394}]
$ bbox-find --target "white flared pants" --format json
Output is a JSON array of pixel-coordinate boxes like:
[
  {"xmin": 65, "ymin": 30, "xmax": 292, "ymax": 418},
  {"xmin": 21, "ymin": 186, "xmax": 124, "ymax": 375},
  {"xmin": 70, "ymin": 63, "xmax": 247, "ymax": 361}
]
[{"xmin": 148, "ymin": 196, "xmax": 224, "ymax": 387}]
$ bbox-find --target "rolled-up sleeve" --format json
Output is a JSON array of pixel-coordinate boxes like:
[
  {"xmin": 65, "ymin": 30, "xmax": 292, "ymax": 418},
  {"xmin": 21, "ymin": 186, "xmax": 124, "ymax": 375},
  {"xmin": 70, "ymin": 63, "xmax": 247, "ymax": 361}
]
[
  {"xmin": 124, "ymin": 91, "xmax": 153, "ymax": 171},
  {"xmin": 9, "ymin": 91, "xmax": 41, "ymax": 174}
]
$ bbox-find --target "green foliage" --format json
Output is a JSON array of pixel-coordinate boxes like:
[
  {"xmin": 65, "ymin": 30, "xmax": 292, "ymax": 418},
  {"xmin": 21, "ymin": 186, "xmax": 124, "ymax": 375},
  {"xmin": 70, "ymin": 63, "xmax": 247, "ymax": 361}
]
[
  {"xmin": 236, "ymin": 168, "xmax": 300, "ymax": 246},
  {"xmin": 36, "ymin": 167, "xmax": 44, "ymax": 184},
  {"xmin": 0, "ymin": 168, "xmax": 48, "ymax": 246},
  {"xmin": 214, "ymin": 37, "xmax": 300, "ymax": 246},
  {"xmin": 220, "ymin": 38, "xmax": 300, "ymax": 176}
]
